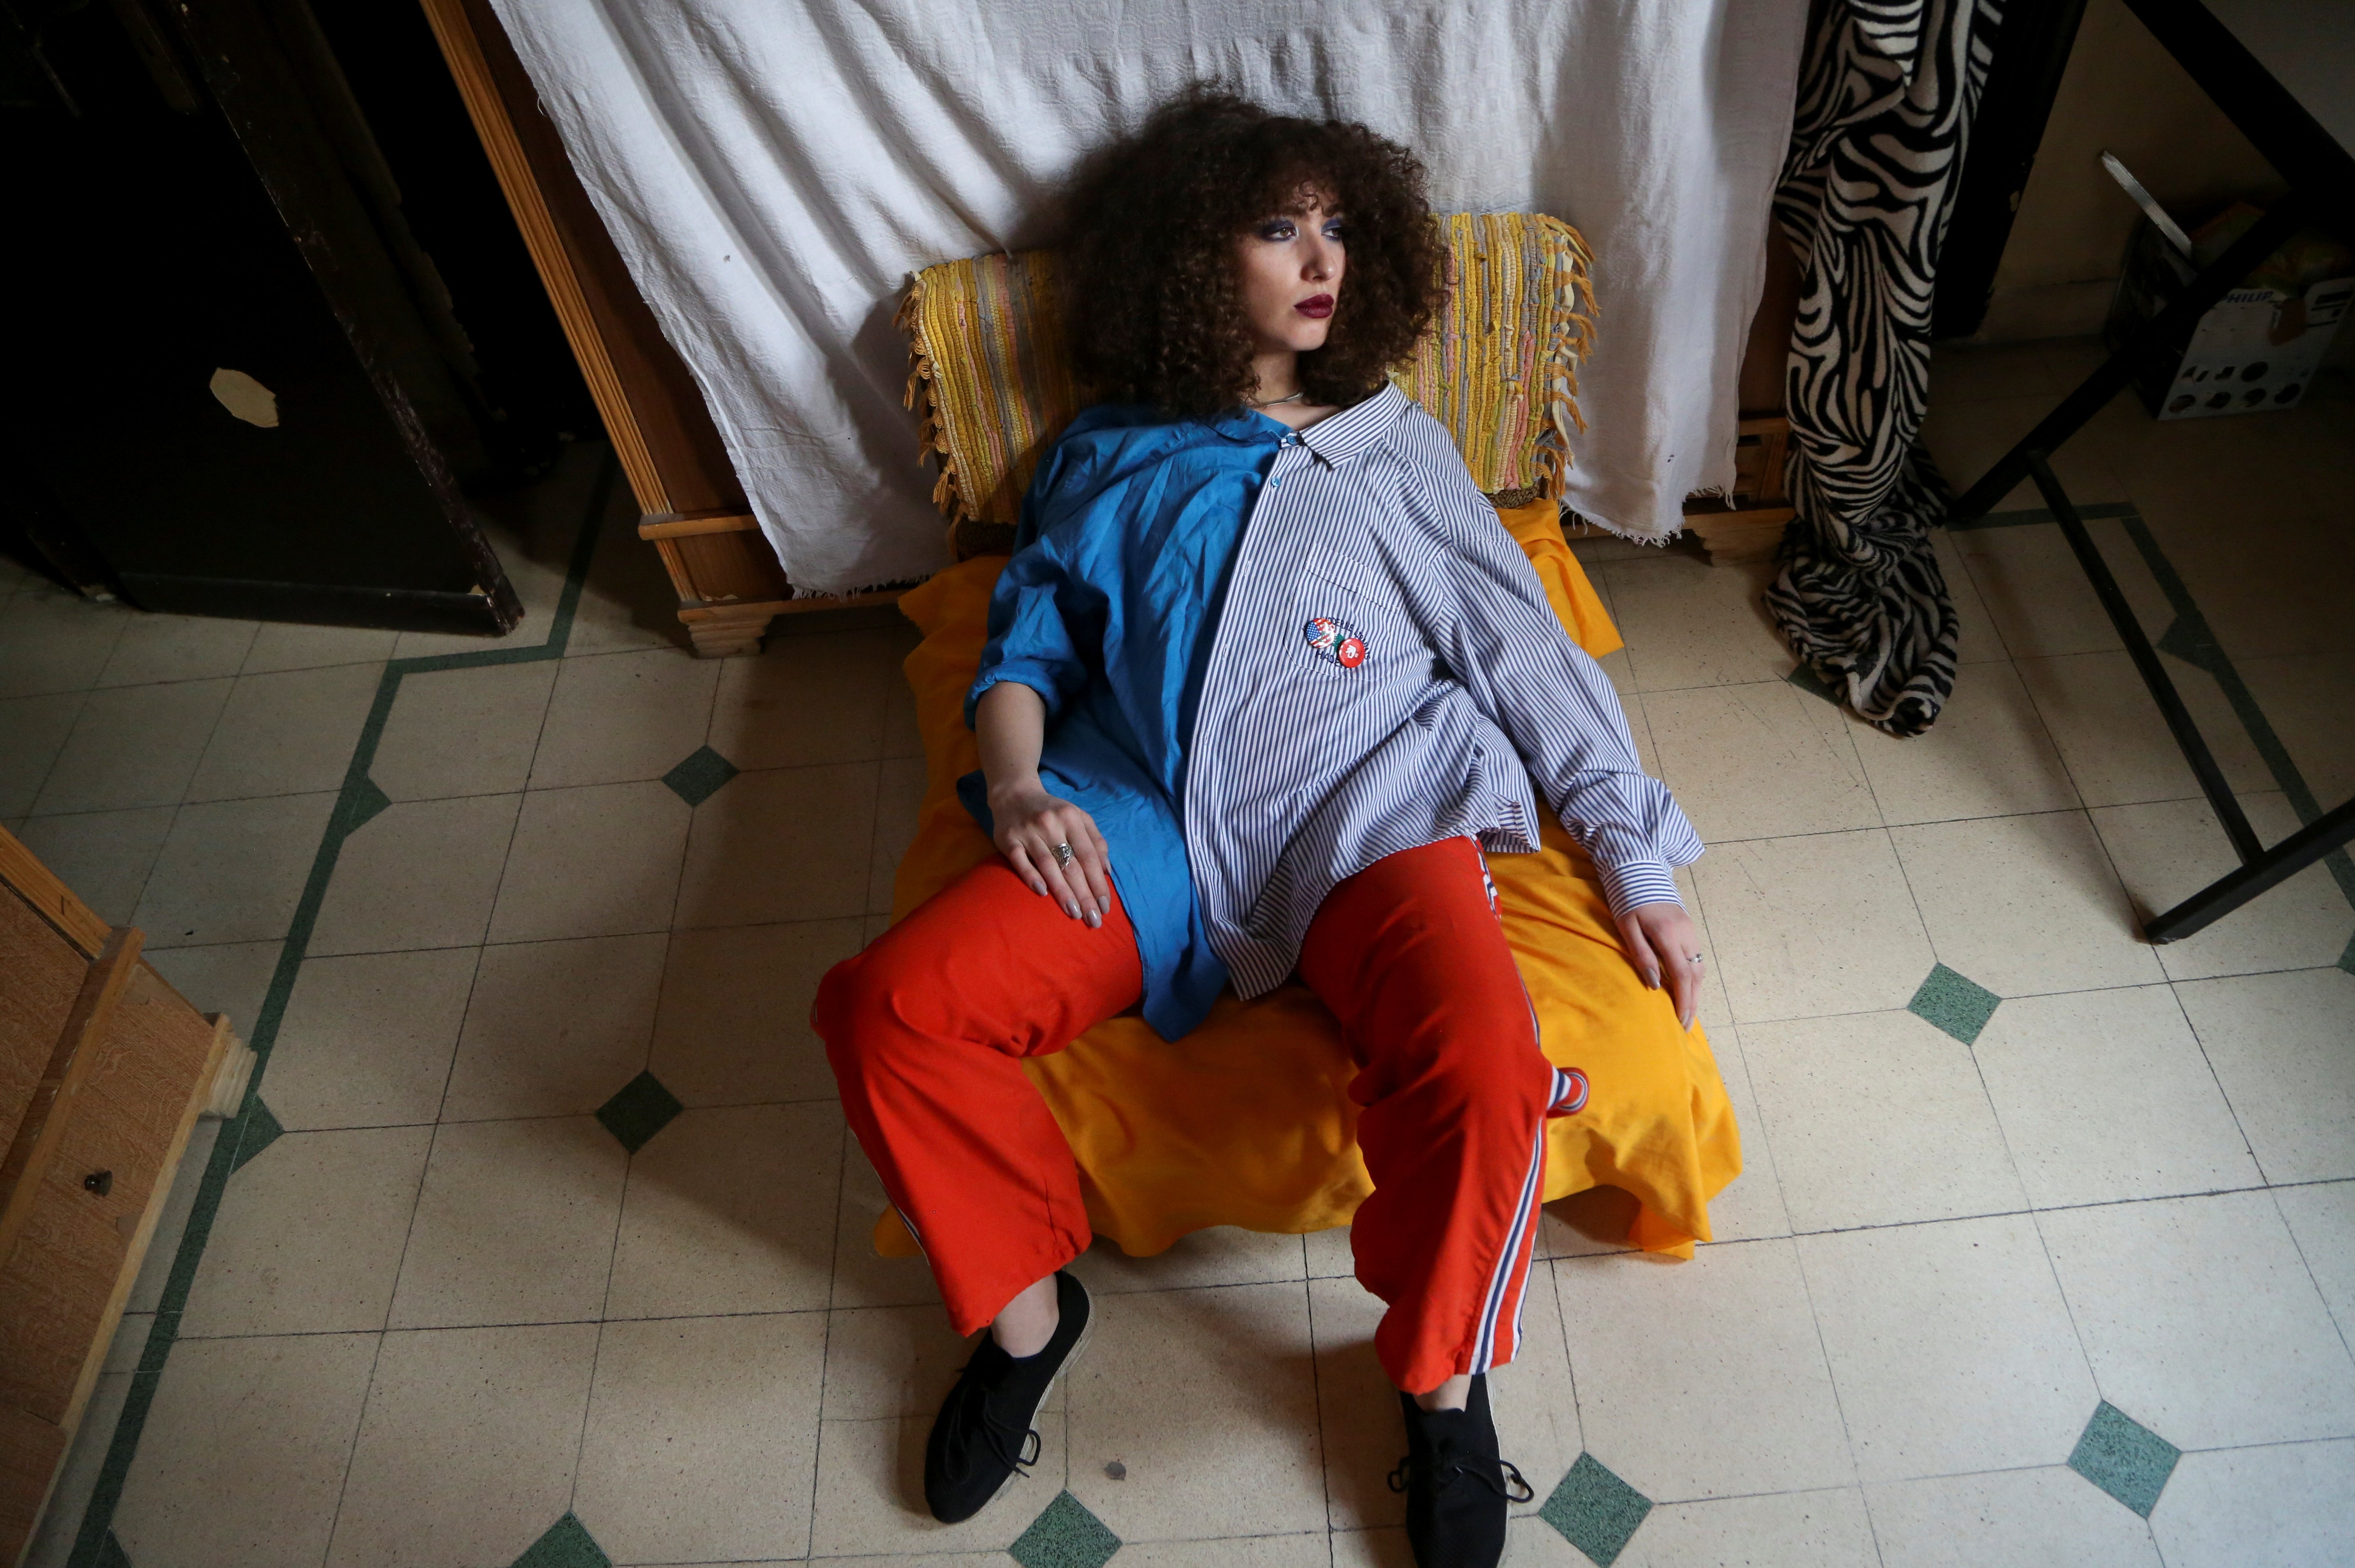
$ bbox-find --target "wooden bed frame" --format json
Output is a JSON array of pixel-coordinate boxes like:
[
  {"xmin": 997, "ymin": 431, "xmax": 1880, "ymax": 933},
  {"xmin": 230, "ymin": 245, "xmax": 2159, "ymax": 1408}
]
[
  {"xmin": 417, "ymin": 0, "xmax": 899, "ymax": 657},
  {"xmin": 419, "ymin": 0, "xmax": 1802, "ymax": 652}
]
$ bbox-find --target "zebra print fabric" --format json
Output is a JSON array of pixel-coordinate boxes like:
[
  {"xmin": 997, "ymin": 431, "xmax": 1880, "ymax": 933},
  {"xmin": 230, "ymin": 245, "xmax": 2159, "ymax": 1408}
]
[{"xmin": 1767, "ymin": 0, "xmax": 2004, "ymax": 737}]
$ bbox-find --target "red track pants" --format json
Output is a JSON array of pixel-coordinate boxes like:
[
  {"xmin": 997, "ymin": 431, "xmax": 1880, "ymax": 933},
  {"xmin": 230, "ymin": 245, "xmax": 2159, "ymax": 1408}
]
[{"xmin": 814, "ymin": 836, "xmax": 1585, "ymax": 1394}]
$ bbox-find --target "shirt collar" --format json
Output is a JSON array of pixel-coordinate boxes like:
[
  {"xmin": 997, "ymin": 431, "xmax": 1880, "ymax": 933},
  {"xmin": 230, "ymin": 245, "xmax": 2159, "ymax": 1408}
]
[
  {"xmin": 1294, "ymin": 381, "xmax": 1408, "ymax": 467},
  {"xmin": 1197, "ymin": 379, "xmax": 1408, "ymax": 457},
  {"xmin": 1200, "ymin": 405, "xmax": 1283, "ymax": 444}
]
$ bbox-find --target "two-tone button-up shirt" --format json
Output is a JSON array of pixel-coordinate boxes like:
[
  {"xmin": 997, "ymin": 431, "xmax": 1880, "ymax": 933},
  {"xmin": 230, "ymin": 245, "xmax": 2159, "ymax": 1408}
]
[{"xmin": 964, "ymin": 382, "xmax": 1702, "ymax": 1041}]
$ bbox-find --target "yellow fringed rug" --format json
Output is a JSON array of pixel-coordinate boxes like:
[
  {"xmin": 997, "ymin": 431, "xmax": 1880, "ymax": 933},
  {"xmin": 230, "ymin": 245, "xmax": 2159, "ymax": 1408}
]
[{"xmin": 898, "ymin": 213, "xmax": 1597, "ymax": 555}]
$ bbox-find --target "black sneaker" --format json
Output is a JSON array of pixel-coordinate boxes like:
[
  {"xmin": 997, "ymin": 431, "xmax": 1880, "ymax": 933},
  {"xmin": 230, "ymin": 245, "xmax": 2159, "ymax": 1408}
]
[
  {"xmin": 1388, "ymin": 1375, "xmax": 1534, "ymax": 1568},
  {"xmin": 924, "ymin": 1271, "xmax": 1093, "ymax": 1523}
]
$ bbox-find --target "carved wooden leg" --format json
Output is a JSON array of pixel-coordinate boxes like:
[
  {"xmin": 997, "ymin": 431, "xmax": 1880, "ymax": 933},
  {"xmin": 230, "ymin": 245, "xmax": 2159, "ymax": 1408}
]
[{"xmin": 681, "ymin": 602, "xmax": 772, "ymax": 658}]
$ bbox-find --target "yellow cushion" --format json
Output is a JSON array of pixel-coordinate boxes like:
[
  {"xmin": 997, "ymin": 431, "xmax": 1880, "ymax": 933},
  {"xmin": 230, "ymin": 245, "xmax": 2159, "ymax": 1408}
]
[
  {"xmin": 899, "ymin": 214, "xmax": 1597, "ymax": 546},
  {"xmin": 875, "ymin": 499, "xmax": 1740, "ymax": 1262}
]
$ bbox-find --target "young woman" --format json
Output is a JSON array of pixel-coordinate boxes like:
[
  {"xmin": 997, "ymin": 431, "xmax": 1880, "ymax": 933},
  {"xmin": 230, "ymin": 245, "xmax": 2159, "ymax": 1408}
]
[{"xmin": 815, "ymin": 89, "xmax": 1704, "ymax": 1568}]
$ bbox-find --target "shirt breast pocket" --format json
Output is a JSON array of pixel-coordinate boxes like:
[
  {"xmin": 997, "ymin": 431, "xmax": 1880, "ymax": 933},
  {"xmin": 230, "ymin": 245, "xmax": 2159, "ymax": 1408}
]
[
  {"xmin": 1294, "ymin": 558, "xmax": 1409, "ymax": 673},
  {"xmin": 1302, "ymin": 556, "xmax": 1369, "ymax": 596}
]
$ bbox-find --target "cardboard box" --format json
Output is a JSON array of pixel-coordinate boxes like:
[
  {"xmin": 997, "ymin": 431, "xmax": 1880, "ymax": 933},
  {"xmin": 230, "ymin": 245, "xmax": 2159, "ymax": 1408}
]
[{"xmin": 2106, "ymin": 214, "xmax": 2353, "ymax": 420}]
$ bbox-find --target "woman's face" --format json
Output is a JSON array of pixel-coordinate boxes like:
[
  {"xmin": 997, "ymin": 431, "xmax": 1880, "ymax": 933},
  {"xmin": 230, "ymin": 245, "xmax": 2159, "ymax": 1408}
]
[{"xmin": 1234, "ymin": 190, "xmax": 1346, "ymax": 357}]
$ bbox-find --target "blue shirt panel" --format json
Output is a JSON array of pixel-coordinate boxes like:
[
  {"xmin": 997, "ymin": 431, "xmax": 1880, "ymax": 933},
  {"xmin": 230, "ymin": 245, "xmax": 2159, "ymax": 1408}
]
[{"xmin": 960, "ymin": 403, "xmax": 1284, "ymax": 1040}]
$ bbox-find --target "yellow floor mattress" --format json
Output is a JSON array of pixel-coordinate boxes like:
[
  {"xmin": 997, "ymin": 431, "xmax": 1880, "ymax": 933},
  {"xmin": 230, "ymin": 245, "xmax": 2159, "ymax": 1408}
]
[{"xmin": 874, "ymin": 500, "xmax": 1740, "ymax": 1261}]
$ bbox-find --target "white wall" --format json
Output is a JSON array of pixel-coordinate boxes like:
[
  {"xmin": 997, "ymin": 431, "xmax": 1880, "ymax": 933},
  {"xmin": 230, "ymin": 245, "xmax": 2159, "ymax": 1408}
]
[{"xmin": 1978, "ymin": 0, "xmax": 2283, "ymax": 343}]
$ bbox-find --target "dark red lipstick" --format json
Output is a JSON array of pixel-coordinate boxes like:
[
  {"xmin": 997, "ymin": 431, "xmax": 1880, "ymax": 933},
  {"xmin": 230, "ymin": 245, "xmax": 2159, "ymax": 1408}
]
[{"xmin": 1294, "ymin": 293, "xmax": 1335, "ymax": 320}]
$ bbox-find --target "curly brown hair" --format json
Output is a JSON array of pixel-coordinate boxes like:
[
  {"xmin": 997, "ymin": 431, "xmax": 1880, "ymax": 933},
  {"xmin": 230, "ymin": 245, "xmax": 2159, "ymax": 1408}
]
[{"xmin": 1062, "ymin": 88, "xmax": 1444, "ymax": 418}]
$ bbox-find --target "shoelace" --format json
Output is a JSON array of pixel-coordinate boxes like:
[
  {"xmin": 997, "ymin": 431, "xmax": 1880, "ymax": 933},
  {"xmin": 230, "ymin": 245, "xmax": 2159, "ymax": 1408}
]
[
  {"xmin": 937, "ymin": 1368, "xmax": 1043, "ymax": 1483},
  {"xmin": 1387, "ymin": 1453, "xmax": 1536, "ymax": 1505}
]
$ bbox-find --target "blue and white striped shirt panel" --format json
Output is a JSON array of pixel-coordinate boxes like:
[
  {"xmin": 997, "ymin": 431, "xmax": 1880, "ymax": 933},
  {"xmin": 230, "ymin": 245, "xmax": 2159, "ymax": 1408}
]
[{"xmin": 1181, "ymin": 384, "xmax": 1701, "ymax": 1001}]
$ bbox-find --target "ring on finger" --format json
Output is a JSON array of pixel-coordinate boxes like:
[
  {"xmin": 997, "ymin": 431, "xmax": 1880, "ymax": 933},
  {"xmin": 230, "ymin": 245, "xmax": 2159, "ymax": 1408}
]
[{"xmin": 1051, "ymin": 841, "xmax": 1075, "ymax": 868}]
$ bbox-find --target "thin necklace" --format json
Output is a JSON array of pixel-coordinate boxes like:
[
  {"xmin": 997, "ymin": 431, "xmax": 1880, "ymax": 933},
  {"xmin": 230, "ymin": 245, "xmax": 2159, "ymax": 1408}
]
[{"xmin": 1249, "ymin": 390, "xmax": 1308, "ymax": 408}]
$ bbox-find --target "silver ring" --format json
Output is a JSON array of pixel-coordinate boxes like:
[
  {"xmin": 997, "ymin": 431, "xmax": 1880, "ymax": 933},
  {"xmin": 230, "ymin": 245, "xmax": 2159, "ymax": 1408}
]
[
  {"xmin": 1686, "ymin": 952, "xmax": 1705, "ymax": 964},
  {"xmin": 1052, "ymin": 842, "xmax": 1075, "ymax": 867}
]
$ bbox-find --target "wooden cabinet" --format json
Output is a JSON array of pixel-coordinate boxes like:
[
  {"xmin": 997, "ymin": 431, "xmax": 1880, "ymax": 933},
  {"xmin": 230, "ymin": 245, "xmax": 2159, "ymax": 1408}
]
[
  {"xmin": 10, "ymin": 0, "xmax": 533, "ymax": 635},
  {"xmin": 0, "ymin": 831, "xmax": 253, "ymax": 1566}
]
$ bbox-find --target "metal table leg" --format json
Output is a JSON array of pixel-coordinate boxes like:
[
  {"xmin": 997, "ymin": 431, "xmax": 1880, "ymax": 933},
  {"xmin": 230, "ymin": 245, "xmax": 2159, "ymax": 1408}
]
[
  {"xmin": 2146, "ymin": 797, "xmax": 2355, "ymax": 943},
  {"xmin": 2023, "ymin": 453, "xmax": 2355, "ymax": 943}
]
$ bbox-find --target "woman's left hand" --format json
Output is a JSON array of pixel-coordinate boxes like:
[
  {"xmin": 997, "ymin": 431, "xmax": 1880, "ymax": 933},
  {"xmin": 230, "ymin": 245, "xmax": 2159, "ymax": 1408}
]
[{"xmin": 1614, "ymin": 901, "xmax": 1704, "ymax": 1031}]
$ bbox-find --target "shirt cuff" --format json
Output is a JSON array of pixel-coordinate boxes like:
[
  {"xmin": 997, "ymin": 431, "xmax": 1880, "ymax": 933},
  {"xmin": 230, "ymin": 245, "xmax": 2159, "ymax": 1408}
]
[
  {"xmin": 1595, "ymin": 857, "xmax": 1683, "ymax": 920},
  {"xmin": 963, "ymin": 668, "xmax": 1062, "ymax": 729}
]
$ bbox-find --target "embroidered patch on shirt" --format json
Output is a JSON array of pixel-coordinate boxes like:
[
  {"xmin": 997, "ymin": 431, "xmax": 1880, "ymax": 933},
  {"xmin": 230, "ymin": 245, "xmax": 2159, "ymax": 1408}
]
[{"xmin": 1304, "ymin": 617, "xmax": 1367, "ymax": 669}]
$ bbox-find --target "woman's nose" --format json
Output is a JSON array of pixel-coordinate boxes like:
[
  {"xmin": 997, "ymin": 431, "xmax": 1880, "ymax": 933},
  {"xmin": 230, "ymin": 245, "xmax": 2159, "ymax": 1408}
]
[{"xmin": 1301, "ymin": 235, "xmax": 1335, "ymax": 280}]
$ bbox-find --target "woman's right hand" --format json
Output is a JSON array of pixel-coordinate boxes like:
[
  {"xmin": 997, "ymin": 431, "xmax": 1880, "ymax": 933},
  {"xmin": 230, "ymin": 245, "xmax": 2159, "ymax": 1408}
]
[{"xmin": 990, "ymin": 778, "xmax": 1114, "ymax": 927}]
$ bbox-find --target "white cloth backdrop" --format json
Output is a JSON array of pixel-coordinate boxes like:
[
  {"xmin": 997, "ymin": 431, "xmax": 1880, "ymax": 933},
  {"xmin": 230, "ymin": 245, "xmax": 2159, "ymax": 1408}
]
[{"xmin": 491, "ymin": 0, "xmax": 1806, "ymax": 594}]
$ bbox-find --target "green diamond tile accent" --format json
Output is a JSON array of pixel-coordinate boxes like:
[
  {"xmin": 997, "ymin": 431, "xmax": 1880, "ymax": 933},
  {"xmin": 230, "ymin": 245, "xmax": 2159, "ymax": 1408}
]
[
  {"xmin": 1787, "ymin": 662, "xmax": 1841, "ymax": 706},
  {"xmin": 595, "ymin": 1070, "xmax": 684, "ymax": 1154},
  {"xmin": 1908, "ymin": 962, "xmax": 2001, "ymax": 1045},
  {"xmin": 2069, "ymin": 1402, "xmax": 2179, "ymax": 1518},
  {"xmin": 343, "ymin": 775, "xmax": 393, "ymax": 835},
  {"xmin": 229, "ymin": 1096, "xmax": 284, "ymax": 1174},
  {"xmin": 1540, "ymin": 1452, "xmax": 1652, "ymax": 1566},
  {"xmin": 511, "ymin": 1513, "xmax": 610, "ymax": 1568},
  {"xmin": 662, "ymin": 744, "xmax": 739, "ymax": 807},
  {"xmin": 2155, "ymin": 610, "xmax": 2229, "ymax": 677},
  {"xmin": 2338, "ymin": 929, "xmax": 2354, "ymax": 976},
  {"xmin": 1009, "ymin": 1489, "xmax": 1120, "ymax": 1568},
  {"xmin": 97, "ymin": 1530, "xmax": 135, "ymax": 1568}
]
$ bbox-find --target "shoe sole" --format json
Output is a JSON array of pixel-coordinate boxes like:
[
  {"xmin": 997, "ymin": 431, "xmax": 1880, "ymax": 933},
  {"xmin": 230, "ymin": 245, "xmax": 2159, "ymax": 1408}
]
[{"xmin": 977, "ymin": 1277, "xmax": 1095, "ymax": 1516}]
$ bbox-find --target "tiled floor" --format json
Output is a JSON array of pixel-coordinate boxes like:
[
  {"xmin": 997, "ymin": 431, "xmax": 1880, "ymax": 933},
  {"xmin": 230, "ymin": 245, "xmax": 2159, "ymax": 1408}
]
[{"xmin": 6, "ymin": 354, "xmax": 2353, "ymax": 1568}]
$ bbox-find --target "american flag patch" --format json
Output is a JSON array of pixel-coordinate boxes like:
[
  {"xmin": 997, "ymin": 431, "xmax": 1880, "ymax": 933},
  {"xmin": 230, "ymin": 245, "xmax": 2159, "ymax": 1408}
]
[{"xmin": 1304, "ymin": 617, "xmax": 1367, "ymax": 669}]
